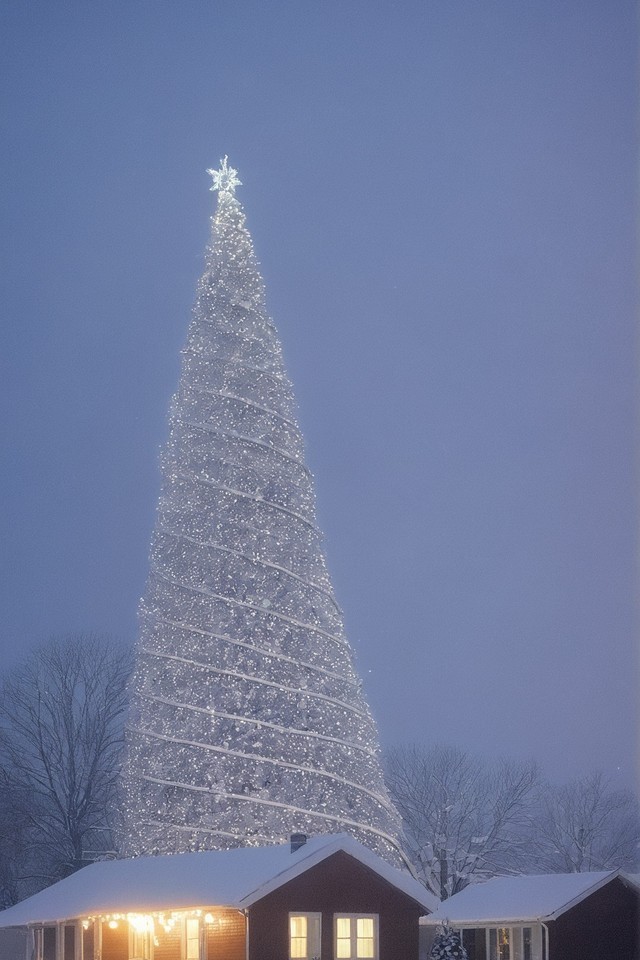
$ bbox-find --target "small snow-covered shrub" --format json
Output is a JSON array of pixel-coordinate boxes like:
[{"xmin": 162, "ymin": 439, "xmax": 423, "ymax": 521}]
[{"xmin": 429, "ymin": 929, "xmax": 468, "ymax": 959}]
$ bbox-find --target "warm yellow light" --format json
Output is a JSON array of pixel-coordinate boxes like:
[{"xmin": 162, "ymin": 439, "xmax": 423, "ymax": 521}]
[
  {"xmin": 108, "ymin": 921, "xmax": 118, "ymax": 929},
  {"xmin": 127, "ymin": 914, "xmax": 155, "ymax": 934},
  {"xmin": 204, "ymin": 913, "xmax": 214, "ymax": 924}
]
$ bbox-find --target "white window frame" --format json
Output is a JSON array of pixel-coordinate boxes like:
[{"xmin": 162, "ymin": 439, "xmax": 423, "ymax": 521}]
[
  {"xmin": 485, "ymin": 925, "xmax": 538, "ymax": 960},
  {"xmin": 31, "ymin": 927, "xmax": 44, "ymax": 960},
  {"xmin": 333, "ymin": 914, "xmax": 379, "ymax": 960},
  {"xmin": 129, "ymin": 925, "xmax": 153, "ymax": 960},
  {"xmin": 32, "ymin": 925, "xmax": 83, "ymax": 960},
  {"xmin": 61, "ymin": 921, "xmax": 82, "ymax": 960},
  {"xmin": 289, "ymin": 912, "xmax": 322, "ymax": 960},
  {"xmin": 36, "ymin": 925, "xmax": 57, "ymax": 960},
  {"xmin": 183, "ymin": 916, "xmax": 202, "ymax": 960},
  {"xmin": 488, "ymin": 926, "xmax": 511, "ymax": 960}
]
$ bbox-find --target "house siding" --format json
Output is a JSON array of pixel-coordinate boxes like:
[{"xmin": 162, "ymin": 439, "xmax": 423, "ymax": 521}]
[
  {"xmin": 549, "ymin": 878, "xmax": 639, "ymax": 960},
  {"xmin": 154, "ymin": 924, "xmax": 182, "ymax": 960},
  {"xmin": 205, "ymin": 909, "xmax": 245, "ymax": 960},
  {"xmin": 0, "ymin": 927, "xmax": 28, "ymax": 960},
  {"xmin": 101, "ymin": 921, "xmax": 129, "ymax": 960},
  {"xmin": 247, "ymin": 850, "xmax": 422, "ymax": 960}
]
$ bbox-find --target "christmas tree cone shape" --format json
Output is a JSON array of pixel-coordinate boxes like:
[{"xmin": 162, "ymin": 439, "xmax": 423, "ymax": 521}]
[{"xmin": 120, "ymin": 161, "xmax": 406, "ymax": 868}]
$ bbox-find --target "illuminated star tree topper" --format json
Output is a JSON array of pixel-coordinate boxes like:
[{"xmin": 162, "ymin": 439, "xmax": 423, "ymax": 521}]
[{"xmin": 207, "ymin": 156, "xmax": 242, "ymax": 196}]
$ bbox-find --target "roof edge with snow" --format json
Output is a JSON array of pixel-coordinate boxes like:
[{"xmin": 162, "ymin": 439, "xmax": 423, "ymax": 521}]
[
  {"xmin": 0, "ymin": 834, "xmax": 437, "ymax": 927},
  {"xmin": 238, "ymin": 833, "xmax": 436, "ymax": 911},
  {"xmin": 421, "ymin": 870, "xmax": 624, "ymax": 925}
]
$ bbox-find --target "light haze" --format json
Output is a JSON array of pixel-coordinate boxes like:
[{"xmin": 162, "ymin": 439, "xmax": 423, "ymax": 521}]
[{"xmin": 0, "ymin": 1, "xmax": 636, "ymax": 791}]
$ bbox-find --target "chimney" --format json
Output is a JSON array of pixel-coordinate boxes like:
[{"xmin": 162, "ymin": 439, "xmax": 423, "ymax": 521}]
[{"xmin": 290, "ymin": 833, "xmax": 307, "ymax": 853}]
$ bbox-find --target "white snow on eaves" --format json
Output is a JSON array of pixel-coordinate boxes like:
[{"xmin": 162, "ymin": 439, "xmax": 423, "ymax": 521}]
[
  {"xmin": 421, "ymin": 871, "xmax": 620, "ymax": 925},
  {"xmin": 0, "ymin": 834, "xmax": 437, "ymax": 927}
]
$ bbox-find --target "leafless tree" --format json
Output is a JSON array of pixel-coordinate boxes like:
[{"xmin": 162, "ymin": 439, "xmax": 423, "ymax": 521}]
[
  {"xmin": 0, "ymin": 782, "xmax": 30, "ymax": 908},
  {"xmin": 529, "ymin": 771, "xmax": 640, "ymax": 873},
  {"xmin": 0, "ymin": 634, "xmax": 131, "ymax": 901},
  {"xmin": 385, "ymin": 744, "xmax": 539, "ymax": 899}
]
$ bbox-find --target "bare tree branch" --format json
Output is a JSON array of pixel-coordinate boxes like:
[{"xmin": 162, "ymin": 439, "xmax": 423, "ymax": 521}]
[
  {"xmin": 529, "ymin": 771, "xmax": 640, "ymax": 872},
  {"xmin": 385, "ymin": 744, "xmax": 539, "ymax": 899},
  {"xmin": 0, "ymin": 634, "xmax": 132, "ymax": 902}
]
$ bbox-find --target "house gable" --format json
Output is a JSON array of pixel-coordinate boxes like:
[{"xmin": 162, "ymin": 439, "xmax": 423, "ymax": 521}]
[
  {"xmin": 549, "ymin": 876, "xmax": 639, "ymax": 960},
  {"xmin": 248, "ymin": 849, "xmax": 423, "ymax": 960}
]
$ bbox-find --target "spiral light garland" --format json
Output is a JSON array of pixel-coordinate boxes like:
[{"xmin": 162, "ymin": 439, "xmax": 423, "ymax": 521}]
[{"xmin": 120, "ymin": 160, "xmax": 405, "ymax": 867}]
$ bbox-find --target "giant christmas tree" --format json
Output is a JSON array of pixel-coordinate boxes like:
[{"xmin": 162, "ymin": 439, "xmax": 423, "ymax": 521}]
[{"xmin": 120, "ymin": 159, "xmax": 405, "ymax": 866}]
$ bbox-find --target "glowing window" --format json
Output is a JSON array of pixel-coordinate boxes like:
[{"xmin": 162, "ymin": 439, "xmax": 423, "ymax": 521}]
[
  {"xmin": 487, "ymin": 927, "xmax": 535, "ymax": 960},
  {"xmin": 334, "ymin": 915, "xmax": 378, "ymax": 959},
  {"xmin": 289, "ymin": 913, "xmax": 321, "ymax": 960},
  {"xmin": 130, "ymin": 928, "xmax": 152, "ymax": 960},
  {"xmin": 489, "ymin": 928, "xmax": 511, "ymax": 960},
  {"xmin": 185, "ymin": 918, "xmax": 200, "ymax": 960}
]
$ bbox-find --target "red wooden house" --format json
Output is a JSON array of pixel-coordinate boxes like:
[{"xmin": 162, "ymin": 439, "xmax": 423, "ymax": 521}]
[
  {"xmin": 421, "ymin": 869, "xmax": 639, "ymax": 960},
  {"xmin": 0, "ymin": 834, "xmax": 436, "ymax": 960}
]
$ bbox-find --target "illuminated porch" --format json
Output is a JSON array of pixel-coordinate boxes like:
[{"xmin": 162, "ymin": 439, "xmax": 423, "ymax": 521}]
[{"xmin": 30, "ymin": 907, "xmax": 246, "ymax": 960}]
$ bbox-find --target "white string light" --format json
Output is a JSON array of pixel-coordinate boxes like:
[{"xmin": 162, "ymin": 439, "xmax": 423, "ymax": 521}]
[{"xmin": 120, "ymin": 162, "xmax": 405, "ymax": 866}]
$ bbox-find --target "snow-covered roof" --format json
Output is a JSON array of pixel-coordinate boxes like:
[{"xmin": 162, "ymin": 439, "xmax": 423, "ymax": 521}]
[
  {"xmin": 0, "ymin": 834, "xmax": 437, "ymax": 927},
  {"xmin": 421, "ymin": 871, "xmax": 625, "ymax": 925}
]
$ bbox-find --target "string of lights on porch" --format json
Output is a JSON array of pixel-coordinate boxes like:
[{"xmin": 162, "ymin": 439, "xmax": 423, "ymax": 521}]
[
  {"xmin": 83, "ymin": 909, "xmax": 230, "ymax": 936},
  {"xmin": 120, "ymin": 160, "xmax": 404, "ymax": 866}
]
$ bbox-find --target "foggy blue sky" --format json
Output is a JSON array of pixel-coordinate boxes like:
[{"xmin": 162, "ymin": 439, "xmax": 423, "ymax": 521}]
[{"xmin": 0, "ymin": 1, "xmax": 637, "ymax": 791}]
